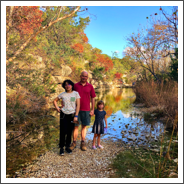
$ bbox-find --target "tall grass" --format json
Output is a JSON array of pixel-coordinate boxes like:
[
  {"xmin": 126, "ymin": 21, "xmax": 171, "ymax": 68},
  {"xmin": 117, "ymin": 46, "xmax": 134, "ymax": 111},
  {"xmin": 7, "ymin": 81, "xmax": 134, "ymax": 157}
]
[{"xmin": 134, "ymin": 80, "xmax": 178, "ymax": 126}]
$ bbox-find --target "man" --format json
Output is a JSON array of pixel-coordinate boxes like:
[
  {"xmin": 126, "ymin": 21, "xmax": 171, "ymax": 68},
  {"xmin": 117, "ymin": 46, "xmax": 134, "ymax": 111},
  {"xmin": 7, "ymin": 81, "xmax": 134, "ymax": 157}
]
[{"xmin": 70, "ymin": 71, "xmax": 96, "ymax": 151}]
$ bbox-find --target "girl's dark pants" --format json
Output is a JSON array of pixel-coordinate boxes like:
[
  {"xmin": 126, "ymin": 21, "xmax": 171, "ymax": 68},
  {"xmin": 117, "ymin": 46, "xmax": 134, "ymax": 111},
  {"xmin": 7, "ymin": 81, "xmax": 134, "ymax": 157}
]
[{"xmin": 60, "ymin": 111, "xmax": 74, "ymax": 149}]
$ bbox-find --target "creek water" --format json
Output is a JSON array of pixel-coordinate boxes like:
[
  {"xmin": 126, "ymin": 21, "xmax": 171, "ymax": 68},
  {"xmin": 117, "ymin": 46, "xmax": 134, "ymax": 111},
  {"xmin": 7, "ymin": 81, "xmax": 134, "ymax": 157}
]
[
  {"xmin": 6, "ymin": 87, "xmax": 166, "ymax": 177},
  {"xmin": 86, "ymin": 88, "xmax": 165, "ymax": 147}
]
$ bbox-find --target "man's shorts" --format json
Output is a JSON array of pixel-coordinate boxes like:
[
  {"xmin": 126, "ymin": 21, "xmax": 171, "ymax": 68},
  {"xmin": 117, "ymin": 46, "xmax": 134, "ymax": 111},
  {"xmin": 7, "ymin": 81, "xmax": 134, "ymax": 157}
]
[{"xmin": 75, "ymin": 111, "xmax": 91, "ymax": 127}]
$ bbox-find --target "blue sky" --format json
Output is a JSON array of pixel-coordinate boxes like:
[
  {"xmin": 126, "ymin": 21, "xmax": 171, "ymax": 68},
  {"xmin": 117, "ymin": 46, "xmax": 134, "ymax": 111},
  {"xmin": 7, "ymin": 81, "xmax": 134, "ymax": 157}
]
[{"xmin": 78, "ymin": 6, "xmax": 174, "ymax": 58}]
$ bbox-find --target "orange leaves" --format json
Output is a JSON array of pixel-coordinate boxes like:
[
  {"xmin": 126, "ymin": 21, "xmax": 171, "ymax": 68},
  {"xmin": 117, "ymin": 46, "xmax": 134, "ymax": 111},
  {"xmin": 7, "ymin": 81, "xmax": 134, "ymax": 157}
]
[
  {"xmin": 13, "ymin": 6, "xmax": 43, "ymax": 36},
  {"xmin": 82, "ymin": 36, "xmax": 88, "ymax": 43},
  {"xmin": 71, "ymin": 43, "xmax": 84, "ymax": 53},
  {"xmin": 80, "ymin": 32, "xmax": 88, "ymax": 43},
  {"xmin": 114, "ymin": 73, "xmax": 122, "ymax": 79},
  {"xmin": 95, "ymin": 54, "xmax": 113, "ymax": 71}
]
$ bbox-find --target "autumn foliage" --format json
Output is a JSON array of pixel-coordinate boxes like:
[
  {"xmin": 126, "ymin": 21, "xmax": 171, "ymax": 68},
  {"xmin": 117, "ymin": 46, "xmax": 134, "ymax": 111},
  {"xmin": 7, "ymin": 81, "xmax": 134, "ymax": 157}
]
[
  {"xmin": 80, "ymin": 32, "xmax": 89, "ymax": 43},
  {"xmin": 96, "ymin": 54, "xmax": 113, "ymax": 71},
  {"xmin": 12, "ymin": 6, "xmax": 43, "ymax": 35},
  {"xmin": 115, "ymin": 73, "xmax": 122, "ymax": 79},
  {"xmin": 6, "ymin": 87, "xmax": 48, "ymax": 123},
  {"xmin": 71, "ymin": 43, "xmax": 84, "ymax": 53}
]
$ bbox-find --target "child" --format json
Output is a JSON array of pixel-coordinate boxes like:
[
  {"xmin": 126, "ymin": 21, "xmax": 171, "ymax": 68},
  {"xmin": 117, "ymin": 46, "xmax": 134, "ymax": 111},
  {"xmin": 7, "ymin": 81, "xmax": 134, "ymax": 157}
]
[
  {"xmin": 92, "ymin": 100, "xmax": 107, "ymax": 149},
  {"xmin": 53, "ymin": 80, "xmax": 80, "ymax": 156}
]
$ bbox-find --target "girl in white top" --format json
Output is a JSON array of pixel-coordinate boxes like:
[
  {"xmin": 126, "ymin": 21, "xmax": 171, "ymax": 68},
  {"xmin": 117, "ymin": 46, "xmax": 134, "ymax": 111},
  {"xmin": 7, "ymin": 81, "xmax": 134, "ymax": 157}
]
[{"xmin": 53, "ymin": 80, "xmax": 80, "ymax": 155}]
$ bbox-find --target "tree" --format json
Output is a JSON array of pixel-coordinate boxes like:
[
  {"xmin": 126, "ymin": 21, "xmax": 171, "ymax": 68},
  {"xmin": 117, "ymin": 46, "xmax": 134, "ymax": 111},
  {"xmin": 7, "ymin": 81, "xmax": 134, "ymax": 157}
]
[
  {"xmin": 41, "ymin": 12, "xmax": 90, "ymax": 66},
  {"xmin": 6, "ymin": 6, "xmax": 82, "ymax": 62},
  {"xmin": 71, "ymin": 43, "xmax": 84, "ymax": 53},
  {"xmin": 125, "ymin": 6, "xmax": 178, "ymax": 82},
  {"xmin": 95, "ymin": 54, "xmax": 113, "ymax": 71},
  {"xmin": 169, "ymin": 48, "xmax": 178, "ymax": 81}
]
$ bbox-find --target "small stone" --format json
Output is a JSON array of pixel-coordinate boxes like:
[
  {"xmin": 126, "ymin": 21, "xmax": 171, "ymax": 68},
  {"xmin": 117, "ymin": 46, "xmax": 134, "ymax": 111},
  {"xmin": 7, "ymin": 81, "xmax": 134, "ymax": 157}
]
[
  {"xmin": 169, "ymin": 172, "xmax": 178, "ymax": 178},
  {"xmin": 151, "ymin": 145, "xmax": 158, "ymax": 148},
  {"xmin": 173, "ymin": 158, "xmax": 178, "ymax": 163},
  {"xmin": 150, "ymin": 149, "xmax": 160, "ymax": 153}
]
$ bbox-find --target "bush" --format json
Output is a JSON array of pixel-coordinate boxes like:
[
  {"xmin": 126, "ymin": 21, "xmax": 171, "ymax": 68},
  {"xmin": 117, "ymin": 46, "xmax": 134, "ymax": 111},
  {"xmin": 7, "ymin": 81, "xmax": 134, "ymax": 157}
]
[{"xmin": 6, "ymin": 86, "xmax": 48, "ymax": 124}]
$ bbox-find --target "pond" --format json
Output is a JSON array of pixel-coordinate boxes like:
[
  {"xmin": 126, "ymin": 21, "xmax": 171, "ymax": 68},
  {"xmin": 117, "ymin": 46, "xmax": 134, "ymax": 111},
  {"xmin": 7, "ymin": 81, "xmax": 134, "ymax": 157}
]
[{"xmin": 6, "ymin": 87, "xmax": 166, "ymax": 177}]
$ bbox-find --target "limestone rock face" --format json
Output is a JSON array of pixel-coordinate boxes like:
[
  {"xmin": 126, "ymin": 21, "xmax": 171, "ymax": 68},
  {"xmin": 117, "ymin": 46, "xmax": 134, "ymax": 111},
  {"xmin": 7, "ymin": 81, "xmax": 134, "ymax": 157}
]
[
  {"xmin": 87, "ymin": 71, "xmax": 92, "ymax": 79},
  {"xmin": 51, "ymin": 65, "xmax": 72, "ymax": 76},
  {"xmin": 18, "ymin": 55, "xmax": 46, "ymax": 70},
  {"xmin": 28, "ymin": 54, "xmax": 45, "ymax": 69},
  {"xmin": 53, "ymin": 76, "xmax": 65, "ymax": 84}
]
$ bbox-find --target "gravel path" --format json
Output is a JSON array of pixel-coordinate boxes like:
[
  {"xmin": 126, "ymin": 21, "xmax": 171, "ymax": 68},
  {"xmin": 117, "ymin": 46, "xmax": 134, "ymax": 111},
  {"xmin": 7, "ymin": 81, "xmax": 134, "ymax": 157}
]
[{"xmin": 17, "ymin": 138, "xmax": 125, "ymax": 178}]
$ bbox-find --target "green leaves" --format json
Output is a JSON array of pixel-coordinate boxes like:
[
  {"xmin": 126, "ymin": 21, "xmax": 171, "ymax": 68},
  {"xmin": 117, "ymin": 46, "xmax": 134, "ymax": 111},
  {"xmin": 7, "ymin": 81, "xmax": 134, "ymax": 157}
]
[
  {"xmin": 169, "ymin": 48, "xmax": 178, "ymax": 82},
  {"xmin": 93, "ymin": 67, "xmax": 104, "ymax": 80}
]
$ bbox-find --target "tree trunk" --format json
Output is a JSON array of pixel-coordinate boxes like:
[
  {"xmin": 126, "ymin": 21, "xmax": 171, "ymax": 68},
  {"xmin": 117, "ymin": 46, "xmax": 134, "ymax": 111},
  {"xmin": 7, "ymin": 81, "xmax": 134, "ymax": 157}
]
[{"xmin": 6, "ymin": 6, "xmax": 14, "ymax": 50}]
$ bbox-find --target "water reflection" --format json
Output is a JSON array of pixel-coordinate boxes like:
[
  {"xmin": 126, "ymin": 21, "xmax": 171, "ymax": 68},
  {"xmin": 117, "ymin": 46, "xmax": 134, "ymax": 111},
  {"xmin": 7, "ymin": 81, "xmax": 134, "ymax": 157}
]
[
  {"xmin": 86, "ymin": 88, "xmax": 165, "ymax": 147},
  {"xmin": 95, "ymin": 88, "xmax": 136, "ymax": 117},
  {"xmin": 6, "ymin": 114, "xmax": 60, "ymax": 177},
  {"xmin": 86, "ymin": 110, "xmax": 164, "ymax": 147}
]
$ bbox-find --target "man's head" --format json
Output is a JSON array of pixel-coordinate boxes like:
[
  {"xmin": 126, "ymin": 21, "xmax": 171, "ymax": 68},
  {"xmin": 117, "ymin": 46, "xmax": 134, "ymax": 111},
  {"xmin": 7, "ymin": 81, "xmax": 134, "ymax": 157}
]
[{"xmin": 80, "ymin": 71, "xmax": 88, "ymax": 83}]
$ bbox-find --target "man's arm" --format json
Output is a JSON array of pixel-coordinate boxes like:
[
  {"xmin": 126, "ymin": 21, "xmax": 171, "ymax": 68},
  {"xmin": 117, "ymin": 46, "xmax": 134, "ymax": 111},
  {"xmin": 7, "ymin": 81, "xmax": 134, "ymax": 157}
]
[
  {"xmin": 89, "ymin": 97, "xmax": 95, "ymax": 116},
  {"xmin": 73, "ymin": 98, "xmax": 80, "ymax": 122},
  {"xmin": 89, "ymin": 84, "xmax": 96, "ymax": 116}
]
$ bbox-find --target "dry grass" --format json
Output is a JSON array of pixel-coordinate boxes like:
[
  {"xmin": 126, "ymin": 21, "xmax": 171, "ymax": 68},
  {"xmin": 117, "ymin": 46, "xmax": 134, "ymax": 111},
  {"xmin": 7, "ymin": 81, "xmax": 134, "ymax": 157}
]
[{"xmin": 134, "ymin": 80, "xmax": 178, "ymax": 124}]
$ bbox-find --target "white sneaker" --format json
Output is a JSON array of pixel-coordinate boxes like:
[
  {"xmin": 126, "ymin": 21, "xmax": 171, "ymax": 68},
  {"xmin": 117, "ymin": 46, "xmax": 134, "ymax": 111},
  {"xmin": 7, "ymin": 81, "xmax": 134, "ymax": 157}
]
[{"xmin": 97, "ymin": 145, "xmax": 104, "ymax": 149}]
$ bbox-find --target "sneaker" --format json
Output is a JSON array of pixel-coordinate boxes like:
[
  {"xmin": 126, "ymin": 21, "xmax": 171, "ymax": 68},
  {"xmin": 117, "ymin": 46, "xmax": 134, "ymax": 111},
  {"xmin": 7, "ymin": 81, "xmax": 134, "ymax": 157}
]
[
  {"xmin": 60, "ymin": 148, "xmax": 64, "ymax": 156},
  {"xmin": 69, "ymin": 142, "xmax": 76, "ymax": 151},
  {"xmin": 97, "ymin": 145, "xmax": 104, "ymax": 149},
  {"xmin": 80, "ymin": 141, "xmax": 87, "ymax": 151},
  {"xmin": 92, "ymin": 146, "xmax": 97, "ymax": 150},
  {"xmin": 65, "ymin": 147, "xmax": 72, "ymax": 154}
]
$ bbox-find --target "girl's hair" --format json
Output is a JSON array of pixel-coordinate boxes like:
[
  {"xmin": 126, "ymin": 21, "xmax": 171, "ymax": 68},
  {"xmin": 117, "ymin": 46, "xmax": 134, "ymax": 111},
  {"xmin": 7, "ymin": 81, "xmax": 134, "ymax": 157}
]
[
  {"xmin": 97, "ymin": 100, "xmax": 105, "ymax": 110},
  {"xmin": 62, "ymin": 79, "xmax": 74, "ymax": 92}
]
